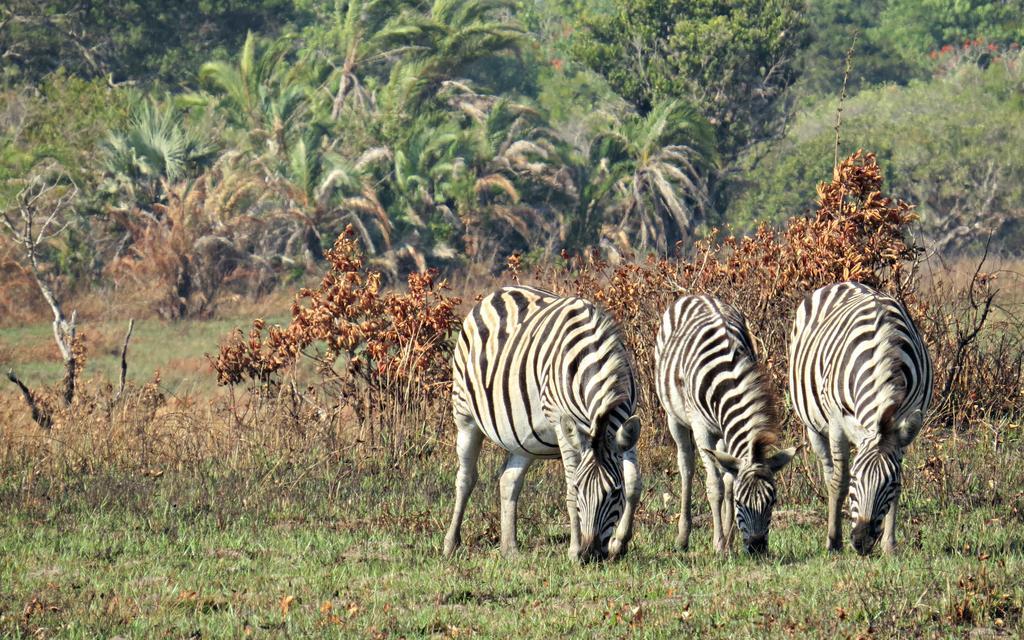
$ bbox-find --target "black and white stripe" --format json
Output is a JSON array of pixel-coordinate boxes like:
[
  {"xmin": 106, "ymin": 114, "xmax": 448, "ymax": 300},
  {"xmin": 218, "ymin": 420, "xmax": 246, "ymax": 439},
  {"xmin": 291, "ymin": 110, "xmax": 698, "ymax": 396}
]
[
  {"xmin": 655, "ymin": 295, "xmax": 795, "ymax": 555},
  {"xmin": 443, "ymin": 285, "xmax": 642, "ymax": 562},
  {"xmin": 788, "ymin": 281, "xmax": 933, "ymax": 555}
]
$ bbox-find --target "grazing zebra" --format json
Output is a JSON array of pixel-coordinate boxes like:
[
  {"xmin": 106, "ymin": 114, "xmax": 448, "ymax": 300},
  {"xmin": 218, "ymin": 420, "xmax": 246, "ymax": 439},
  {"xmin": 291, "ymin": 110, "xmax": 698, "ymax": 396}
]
[
  {"xmin": 788, "ymin": 282, "xmax": 933, "ymax": 555},
  {"xmin": 443, "ymin": 285, "xmax": 642, "ymax": 562},
  {"xmin": 655, "ymin": 295, "xmax": 796, "ymax": 555}
]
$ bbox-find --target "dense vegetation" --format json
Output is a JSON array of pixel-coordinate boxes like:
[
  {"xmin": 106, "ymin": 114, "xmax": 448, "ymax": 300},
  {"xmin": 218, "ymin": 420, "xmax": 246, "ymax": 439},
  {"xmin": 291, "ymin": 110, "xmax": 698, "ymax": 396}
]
[
  {"xmin": 2, "ymin": 0, "xmax": 1022, "ymax": 322},
  {"xmin": 3, "ymin": 3, "xmax": 1024, "ymax": 636}
]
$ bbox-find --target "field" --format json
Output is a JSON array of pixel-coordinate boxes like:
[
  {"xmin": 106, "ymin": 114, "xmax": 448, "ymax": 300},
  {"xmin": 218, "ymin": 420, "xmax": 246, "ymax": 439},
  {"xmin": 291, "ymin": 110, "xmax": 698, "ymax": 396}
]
[{"xmin": 2, "ymin": 309, "xmax": 1024, "ymax": 638}]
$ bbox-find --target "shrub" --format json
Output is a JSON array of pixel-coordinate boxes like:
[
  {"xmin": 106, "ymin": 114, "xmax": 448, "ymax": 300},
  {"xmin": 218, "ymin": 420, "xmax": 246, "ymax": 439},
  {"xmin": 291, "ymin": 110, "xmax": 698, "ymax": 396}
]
[{"xmin": 214, "ymin": 225, "xmax": 461, "ymax": 449}]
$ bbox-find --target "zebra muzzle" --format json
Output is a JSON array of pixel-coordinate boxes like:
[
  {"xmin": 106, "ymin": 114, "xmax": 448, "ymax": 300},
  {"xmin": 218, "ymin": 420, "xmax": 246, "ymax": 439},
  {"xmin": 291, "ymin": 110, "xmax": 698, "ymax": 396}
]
[
  {"xmin": 577, "ymin": 536, "xmax": 608, "ymax": 563},
  {"xmin": 745, "ymin": 537, "xmax": 768, "ymax": 555},
  {"xmin": 851, "ymin": 520, "xmax": 880, "ymax": 555}
]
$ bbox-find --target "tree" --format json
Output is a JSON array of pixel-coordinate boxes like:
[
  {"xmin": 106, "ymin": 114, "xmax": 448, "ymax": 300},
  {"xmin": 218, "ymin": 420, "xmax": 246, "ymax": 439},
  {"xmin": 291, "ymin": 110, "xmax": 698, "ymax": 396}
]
[
  {"xmin": 727, "ymin": 60, "xmax": 1024, "ymax": 253},
  {"xmin": 195, "ymin": 31, "xmax": 310, "ymax": 157},
  {"xmin": 876, "ymin": 0, "xmax": 1024, "ymax": 73},
  {"xmin": 100, "ymin": 98, "xmax": 218, "ymax": 210},
  {"xmin": 374, "ymin": 0, "xmax": 532, "ymax": 129},
  {"xmin": 586, "ymin": 100, "xmax": 716, "ymax": 254},
  {"xmin": 571, "ymin": 0, "xmax": 809, "ymax": 157},
  {"xmin": 297, "ymin": 0, "xmax": 405, "ymax": 120},
  {"xmin": 1, "ymin": 166, "xmax": 80, "ymax": 421},
  {"xmin": 0, "ymin": 0, "xmax": 309, "ymax": 86},
  {"xmin": 792, "ymin": 0, "xmax": 918, "ymax": 97}
]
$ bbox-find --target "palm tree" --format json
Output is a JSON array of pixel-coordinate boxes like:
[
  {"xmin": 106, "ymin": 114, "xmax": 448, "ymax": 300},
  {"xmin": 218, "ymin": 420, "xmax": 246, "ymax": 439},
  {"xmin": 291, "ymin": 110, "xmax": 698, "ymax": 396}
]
[
  {"xmin": 375, "ymin": 0, "xmax": 528, "ymax": 128},
  {"xmin": 101, "ymin": 98, "xmax": 217, "ymax": 210},
  {"xmin": 260, "ymin": 128, "xmax": 393, "ymax": 264},
  {"xmin": 588, "ymin": 100, "xmax": 716, "ymax": 254},
  {"xmin": 299, "ymin": 0, "xmax": 409, "ymax": 120},
  {"xmin": 194, "ymin": 32, "xmax": 310, "ymax": 158},
  {"xmin": 442, "ymin": 87, "xmax": 576, "ymax": 257}
]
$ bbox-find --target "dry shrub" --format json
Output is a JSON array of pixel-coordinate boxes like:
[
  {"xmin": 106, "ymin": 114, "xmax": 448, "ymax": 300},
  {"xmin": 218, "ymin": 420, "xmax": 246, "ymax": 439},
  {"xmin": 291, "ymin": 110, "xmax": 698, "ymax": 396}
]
[
  {"xmin": 213, "ymin": 224, "xmax": 461, "ymax": 453},
  {"xmin": 108, "ymin": 165, "xmax": 275, "ymax": 320},
  {"xmin": 512, "ymin": 151, "xmax": 923, "ymax": 450}
]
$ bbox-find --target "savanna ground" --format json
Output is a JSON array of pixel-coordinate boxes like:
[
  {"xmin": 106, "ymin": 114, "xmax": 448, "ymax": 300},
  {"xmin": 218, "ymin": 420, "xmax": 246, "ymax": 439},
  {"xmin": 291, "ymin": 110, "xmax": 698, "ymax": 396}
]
[{"xmin": 2, "ymin": 251, "xmax": 1024, "ymax": 639}]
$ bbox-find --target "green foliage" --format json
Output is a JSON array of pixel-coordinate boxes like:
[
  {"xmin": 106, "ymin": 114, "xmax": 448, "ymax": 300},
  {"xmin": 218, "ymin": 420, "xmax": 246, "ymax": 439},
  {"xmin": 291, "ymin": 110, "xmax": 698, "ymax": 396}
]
[
  {"xmin": 876, "ymin": 0, "xmax": 1024, "ymax": 73},
  {"xmin": 571, "ymin": 0, "xmax": 809, "ymax": 156},
  {"xmin": 729, "ymin": 60, "xmax": 1024, "ymax": 251},
  {"xmin": 100, "ymin": 98, "xmax": 218, "ymax": 209},
  {"xmin": 0, "ymin": 0, "xmax": 310, "ymax": 86},
  {"xmin": 0, "ymin": 73, "xmax": 135, "ymax": 201},
  {"xmin": 580, "ymin": 100, "xmax": 716, "ymax": 252},
  {"xmin": 793, "ymin": 0, "xmax": 919, "ymax": 97}
]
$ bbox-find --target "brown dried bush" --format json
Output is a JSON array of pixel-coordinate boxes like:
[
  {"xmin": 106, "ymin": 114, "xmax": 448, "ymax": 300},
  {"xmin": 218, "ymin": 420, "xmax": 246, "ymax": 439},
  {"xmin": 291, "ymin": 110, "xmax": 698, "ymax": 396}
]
[
  {"xmin": 213, "ymin": 224, "xmax": 461, "ymax": 452},
  {"xmin": 515, "ymin": 151, "xmax": 1020, "ymax": 446}
]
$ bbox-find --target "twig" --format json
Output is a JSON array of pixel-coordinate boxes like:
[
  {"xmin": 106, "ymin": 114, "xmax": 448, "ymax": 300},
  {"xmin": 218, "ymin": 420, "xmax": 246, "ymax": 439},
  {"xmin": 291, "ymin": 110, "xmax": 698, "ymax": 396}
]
[
  {"xmin": 6, "ymin": 369, "xmax": 52, "ymax": 429},
  {"xmin": 115, "ymin": 319, "xmax": 135, "ymax": 401},
  {"xmin": 833, "ymin": 31, "xmax": 859, "ymax": 172},
  {"xmin": 939, "ymin": 234, "xmax": 998, "ymax": 413}
]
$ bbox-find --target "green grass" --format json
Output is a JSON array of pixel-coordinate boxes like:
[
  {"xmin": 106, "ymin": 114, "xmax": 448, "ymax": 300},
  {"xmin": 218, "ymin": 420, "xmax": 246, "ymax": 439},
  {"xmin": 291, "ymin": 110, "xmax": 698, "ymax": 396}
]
[
  {"xmin": 0, "ymin": 317, "xmax": 287, "ymax": 395},
  {"xmin": 2, "ymin": 451, "xmax": 1021, "ymax": 639}
]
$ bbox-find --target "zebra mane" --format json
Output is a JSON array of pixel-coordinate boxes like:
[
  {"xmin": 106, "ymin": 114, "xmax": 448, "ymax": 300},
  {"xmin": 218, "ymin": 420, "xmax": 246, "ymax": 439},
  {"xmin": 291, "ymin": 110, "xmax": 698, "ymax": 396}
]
[
  {"xmin": 586, "ymin": 308, "xmax": 634, "ymax": 427},
  {"xmin": 870, "ymin": 305, "xmax": 909, "ymax": 435},
  {"xmin": 711, "ymin": 307, "xmax": 780, "ymax": 463},
  {"xmin": 738, "ymin": 357, "xmax": 782, "ymax": 462}
]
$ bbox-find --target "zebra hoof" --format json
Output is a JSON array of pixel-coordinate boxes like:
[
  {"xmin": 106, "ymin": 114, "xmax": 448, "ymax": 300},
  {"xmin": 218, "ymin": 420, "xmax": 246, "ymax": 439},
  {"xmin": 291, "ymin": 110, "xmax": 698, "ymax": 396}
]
[
  {"xmin": 568, "ymin": 545, "xmax": 582, "ymax": 563},
  {"xmin": 443, "ymin": 535, "xmax": 461, "ymax": 558},
  {"xmin": 674, "ymin": 534, "xmax": 690, "ymax": 552}
]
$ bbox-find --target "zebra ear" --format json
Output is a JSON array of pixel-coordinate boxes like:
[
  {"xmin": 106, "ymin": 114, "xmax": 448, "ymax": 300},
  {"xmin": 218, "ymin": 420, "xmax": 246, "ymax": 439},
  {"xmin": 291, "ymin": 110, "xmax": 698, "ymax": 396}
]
[
  {"xmin": 766, "ymin": 447, "xmax": 798, "ymax": 473},
  {"xmin": 896, "ymin": 409, "xmax": 924, "ymax": 448},
  {"xmin": 558, "ymin": 415, "xmax": 583, "ymax": 451},
  {"xmin": 705, "ymin": 448, "xmax": 741, "ymax": 475},
  {"xmin": 614, "ymin": 415, "xmax": 641, "ymax": 452}
]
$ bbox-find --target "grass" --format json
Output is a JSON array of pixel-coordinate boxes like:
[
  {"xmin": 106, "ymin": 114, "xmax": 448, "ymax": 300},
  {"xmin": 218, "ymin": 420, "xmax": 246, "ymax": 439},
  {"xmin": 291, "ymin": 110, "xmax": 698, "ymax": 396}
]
[
  {"xmin": 2, "ymin": 257, "xmax": 1023, "ymax": 638},
  {"xmin": 2, "ymin": 439, "xmax": 1022, "ymax": 639},
  {"xmin": 0, "ymin": 316, "xmax": 288, "ymax": 395}
]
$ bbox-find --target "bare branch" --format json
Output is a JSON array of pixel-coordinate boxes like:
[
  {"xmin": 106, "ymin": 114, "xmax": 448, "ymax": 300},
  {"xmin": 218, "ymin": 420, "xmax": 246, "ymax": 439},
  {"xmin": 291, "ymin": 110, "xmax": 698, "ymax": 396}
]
[
  {"xmin": 115, "ymin": 319, "xmax": 136, "ymax": 401},
  {"xmin": 6, "ymin": 369, "xmax": 52, "ymax": 429}
]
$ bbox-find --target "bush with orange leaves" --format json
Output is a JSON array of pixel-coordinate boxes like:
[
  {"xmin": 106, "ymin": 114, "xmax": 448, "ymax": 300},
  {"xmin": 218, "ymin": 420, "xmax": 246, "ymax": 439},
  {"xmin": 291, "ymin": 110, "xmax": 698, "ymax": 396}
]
[
  {"xmin": 516, "ymin": 150, "xmax": 1017, "ymax": 435},
  {"xmin": 214, "ymin": 225, "xmax": 461, "ymax": 404}
]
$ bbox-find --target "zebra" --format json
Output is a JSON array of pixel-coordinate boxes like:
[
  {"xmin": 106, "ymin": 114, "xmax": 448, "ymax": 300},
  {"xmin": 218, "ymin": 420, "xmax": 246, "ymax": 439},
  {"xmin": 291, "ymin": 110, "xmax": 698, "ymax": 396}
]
[
  {"xmin": 655, "ymin": 295, "xmax": 796, "ymax": 555},
  {"xmin": 443, "ymin": 285, "xmax": 642, "ymax": 562},
  {"xmin": 788, "ymin": 281, "xmax": 933, "ymax": 555}
]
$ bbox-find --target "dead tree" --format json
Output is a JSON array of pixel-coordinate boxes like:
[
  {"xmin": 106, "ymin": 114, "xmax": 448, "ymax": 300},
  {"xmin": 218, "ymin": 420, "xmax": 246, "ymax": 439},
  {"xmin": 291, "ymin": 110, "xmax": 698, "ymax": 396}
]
[{"xmin": 1, "ymin": 171, "xmax": 79, "ymax": 426}]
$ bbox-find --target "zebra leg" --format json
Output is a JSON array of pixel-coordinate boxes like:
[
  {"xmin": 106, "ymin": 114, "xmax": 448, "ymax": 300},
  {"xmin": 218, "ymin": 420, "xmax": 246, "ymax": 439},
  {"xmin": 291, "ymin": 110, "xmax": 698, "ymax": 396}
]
[
  {"xmin": 499, "ymin": 452, "xmax": 534, "ymax": 556},
  {"xmin": 668, "ymin": 418, "xmax": 696, "ymax": 551},
  {"xmin": 826, "ymin": 436, "xmax": 851, "ymax": 553},
  {"xmin": 696, "ymin": 434, "xmax": 728, "ymax": 554},
  {"xmin": 806, "ymin": 427, "xmax": 834, "ymax": 485},
  {"xmin": 561, "ymin": 448, "xmax": 583, "ymax": 561},
  {"xmin": 881, "ymin": 486, "xmax": 901, "ymax": 555},
  {"xmin": 722, "ymin": 474, "xmax": 736, "ymax": 550},
  {"xmin": 609, "ymin": 447, "xmax": 641, "ymax": 560},
  {"xmin": 443, "ymin": 417, "xmax": 485, "ymax": 557}
]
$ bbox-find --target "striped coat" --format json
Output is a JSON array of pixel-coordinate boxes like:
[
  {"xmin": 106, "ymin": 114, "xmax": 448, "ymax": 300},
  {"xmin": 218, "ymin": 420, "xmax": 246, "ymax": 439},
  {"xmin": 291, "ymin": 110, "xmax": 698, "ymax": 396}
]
[
  {"xmin": 655, "ymin": 295, "xmax": 795, "ymax": 554},
  {"xmin": 444, "ymin": 286, "xmax": 642, "ymax": 562},
  {"xmin": 789, "ymin": 282, "xmax": 933, "ymax": 554}
]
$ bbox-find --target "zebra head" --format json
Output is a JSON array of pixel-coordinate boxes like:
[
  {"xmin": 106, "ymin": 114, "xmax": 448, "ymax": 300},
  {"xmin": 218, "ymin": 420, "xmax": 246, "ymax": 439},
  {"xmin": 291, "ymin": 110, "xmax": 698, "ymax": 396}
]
[
  {"xmin": 709, "ymin": 447, "xmax": 797, "ymax": 554},
  {"xmin": 849, "ymin": 440, "xmax": 904, "ymax": 555},
  {"xmin": 559, "ymin": 414, "xmax": 641, "ymax": 562},
  {"xmin": 850, "ymin": 405, "xmax": 919, "ymax": 555}
]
